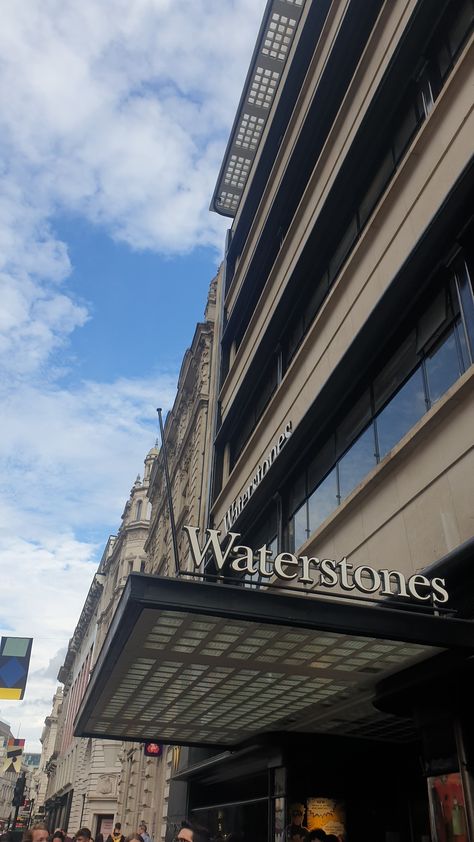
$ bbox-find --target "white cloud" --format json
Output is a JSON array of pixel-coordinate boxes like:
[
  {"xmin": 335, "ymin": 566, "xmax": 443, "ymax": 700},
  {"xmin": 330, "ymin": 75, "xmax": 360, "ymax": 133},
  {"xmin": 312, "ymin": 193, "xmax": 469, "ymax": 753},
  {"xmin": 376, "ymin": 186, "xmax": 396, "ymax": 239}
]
[{"xmin": 0, "ymin": 0, "xmax": 267, "ymax": 751}]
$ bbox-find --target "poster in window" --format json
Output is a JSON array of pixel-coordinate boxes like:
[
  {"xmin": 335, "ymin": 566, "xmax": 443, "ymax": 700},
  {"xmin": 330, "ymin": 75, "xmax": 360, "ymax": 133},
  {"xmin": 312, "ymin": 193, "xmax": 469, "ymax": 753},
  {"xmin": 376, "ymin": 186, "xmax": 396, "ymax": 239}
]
[
  {"xmin": 428, "ymin": 772, "xmax": 468, "ymax": 842},
  {"xmin": 307, "ymin": 797, "xmax": 346, "ymax": 841}
]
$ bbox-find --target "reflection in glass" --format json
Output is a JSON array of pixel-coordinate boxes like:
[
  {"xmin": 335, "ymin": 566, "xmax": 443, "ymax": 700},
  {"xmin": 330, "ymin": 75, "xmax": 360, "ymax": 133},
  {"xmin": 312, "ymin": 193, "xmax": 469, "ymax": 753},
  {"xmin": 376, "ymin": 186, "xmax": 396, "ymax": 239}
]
[
  {"xmin": 338, "ymin": 425, "xmax": 376, "ymax": 500},
  {"xmin": 308, "ymin": 468, "xmax": 338, "ymax": 535},
  {"xmin": 376, "ymin": 367, "xmax": 425, "ymax": 457},
  {"xmin": 292, "ymin": 504, "xmax": 308, "ymax": 551},
  {"xmin": 426, "ymin": 328, "xmax": 461, "ymax": 404}
]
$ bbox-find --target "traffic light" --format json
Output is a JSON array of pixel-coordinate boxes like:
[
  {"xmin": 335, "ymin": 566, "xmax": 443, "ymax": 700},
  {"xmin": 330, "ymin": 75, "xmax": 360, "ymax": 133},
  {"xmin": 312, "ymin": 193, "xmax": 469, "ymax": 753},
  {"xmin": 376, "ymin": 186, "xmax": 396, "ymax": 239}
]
[
  {"xmin": 144, "ymin": 741, "xmax": 162, "ymax": 757},
  {"xmin": 12, "ymin": 772, "xmax": 26, "ymax": 807}
]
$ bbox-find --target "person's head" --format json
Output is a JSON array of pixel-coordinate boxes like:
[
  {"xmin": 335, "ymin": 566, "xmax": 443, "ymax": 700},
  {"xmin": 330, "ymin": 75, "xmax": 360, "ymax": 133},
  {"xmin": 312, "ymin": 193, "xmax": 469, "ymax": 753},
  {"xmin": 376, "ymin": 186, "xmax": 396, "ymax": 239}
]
[
  {"xmin": 23, "ymin": 824, "xmax": 49, "ymax": 842},
  {"xmin": 138, "ymin": 826, "xmax": 147, "ymax": 836},
  {"xmin": 53, "ymin": 833, "xmax": 65, "ymax": 842},
  {"xmin": 177, "ymin": 821, "xmax": 209, "ymax": 842},
  {"xmin": 76, "ymin": 829, "xmax": 92, "ymax": 842},
  {"xmin": 289, "ymin": 805, "xmax": 305, "ymax": 826},
  {"xmin": 308, "ymin": 832, "xmax": 326, "ymax": 842},
  {"xmin": 126, "ymin": 836, "xmax": 143, "ymax": 842}
]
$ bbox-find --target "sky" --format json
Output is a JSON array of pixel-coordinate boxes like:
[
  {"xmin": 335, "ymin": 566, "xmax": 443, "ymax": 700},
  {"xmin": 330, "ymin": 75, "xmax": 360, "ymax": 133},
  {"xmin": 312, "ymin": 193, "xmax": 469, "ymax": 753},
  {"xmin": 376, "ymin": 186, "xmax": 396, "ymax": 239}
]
[{"xmin": 0, "ymin": 0, "xmax": 266, "ymax": 752}]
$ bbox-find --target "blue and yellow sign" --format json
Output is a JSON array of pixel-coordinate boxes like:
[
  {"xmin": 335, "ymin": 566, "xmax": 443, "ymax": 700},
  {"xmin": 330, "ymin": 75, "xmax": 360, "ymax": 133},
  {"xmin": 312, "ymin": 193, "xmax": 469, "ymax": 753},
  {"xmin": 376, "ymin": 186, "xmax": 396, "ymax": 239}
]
[{"xmin": 0, "ymin": 637, "xmax": 33, "ymax": 700}]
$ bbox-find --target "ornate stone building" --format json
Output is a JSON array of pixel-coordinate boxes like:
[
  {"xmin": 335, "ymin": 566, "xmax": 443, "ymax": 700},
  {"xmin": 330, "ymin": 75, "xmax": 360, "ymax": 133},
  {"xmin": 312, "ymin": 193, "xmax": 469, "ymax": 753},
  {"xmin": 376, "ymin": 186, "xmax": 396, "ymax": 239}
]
[
  {"xmin": 42, "ymin": 272, "xmax": 221, "ymax": 840},
  {"xmin": 114, "ymin": 273, "xmax": 221, "ymax": 842},
  {"xmin": 0, "ymin": 719, "xmax": 15, "ymax": 829},
  {"xmin": 43, "ymin": 452, "xmax": 157, "ymax": 836},
  {"xmin": 33, "ymin": 688, "xmax": 62, "ymax": 821}
]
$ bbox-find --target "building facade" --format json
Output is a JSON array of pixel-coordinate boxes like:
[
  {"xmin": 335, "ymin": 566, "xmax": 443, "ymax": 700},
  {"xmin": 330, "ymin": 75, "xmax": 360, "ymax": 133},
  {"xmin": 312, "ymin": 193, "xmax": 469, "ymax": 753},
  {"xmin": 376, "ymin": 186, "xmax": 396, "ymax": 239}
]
[
  {"xmin": 0, "ymin": 719, "xmax": 15, "ymax": 830},
  {"xmin": 44, "ymin": 452, "xmax": 158, "ymax": 836}
]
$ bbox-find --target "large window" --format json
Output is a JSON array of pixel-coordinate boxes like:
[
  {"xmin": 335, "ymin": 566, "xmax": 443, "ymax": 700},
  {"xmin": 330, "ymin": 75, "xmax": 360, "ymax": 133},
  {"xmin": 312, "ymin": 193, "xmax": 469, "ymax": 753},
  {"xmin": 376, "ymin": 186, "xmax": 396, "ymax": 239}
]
[{"xmin": 288, "ymin": 267, "xmax": 473, "ymax": 550}]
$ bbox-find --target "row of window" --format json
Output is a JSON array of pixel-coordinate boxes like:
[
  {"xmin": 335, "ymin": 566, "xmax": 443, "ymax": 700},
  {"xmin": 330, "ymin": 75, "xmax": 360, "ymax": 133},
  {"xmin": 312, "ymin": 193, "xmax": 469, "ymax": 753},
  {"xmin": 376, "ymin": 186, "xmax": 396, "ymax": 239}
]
[
  {"xmin": 241, "ymin": 252, "xmax": 474, "ymax": 563},
  {"xmin": 226, "ymin": 0, "xmax": 473, "ymax": 472},
  {"xmin": 291, "ymin": 282, "xmax": 471, "ymax": 550}
]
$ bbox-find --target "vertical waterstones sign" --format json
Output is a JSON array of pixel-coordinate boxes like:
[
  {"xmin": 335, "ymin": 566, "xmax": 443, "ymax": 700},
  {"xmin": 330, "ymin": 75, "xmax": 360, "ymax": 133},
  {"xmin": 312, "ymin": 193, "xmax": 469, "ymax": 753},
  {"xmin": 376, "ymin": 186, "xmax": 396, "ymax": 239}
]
[{"xmin": 0, "ymin": 637, "xmax": 33, "ymax": 700}]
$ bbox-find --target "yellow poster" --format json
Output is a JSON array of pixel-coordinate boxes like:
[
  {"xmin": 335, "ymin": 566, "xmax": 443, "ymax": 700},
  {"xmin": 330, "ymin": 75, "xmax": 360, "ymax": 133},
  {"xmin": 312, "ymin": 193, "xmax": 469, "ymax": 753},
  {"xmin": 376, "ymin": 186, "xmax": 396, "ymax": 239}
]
[{"xmin": 307, "ymin": 797, "xmax": 346, "ymax": 840}]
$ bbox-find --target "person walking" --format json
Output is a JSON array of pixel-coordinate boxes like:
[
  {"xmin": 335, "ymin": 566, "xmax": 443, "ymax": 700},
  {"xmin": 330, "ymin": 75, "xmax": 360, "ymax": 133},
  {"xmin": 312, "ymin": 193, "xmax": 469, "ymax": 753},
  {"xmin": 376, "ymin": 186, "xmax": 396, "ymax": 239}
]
[
  {"xmin": 138, "ymin": 824, "xmax": 150, "ymax": 842},
  {"xmin": 106, "ymin": 824, "xmax": 124, "ymax": 842}
]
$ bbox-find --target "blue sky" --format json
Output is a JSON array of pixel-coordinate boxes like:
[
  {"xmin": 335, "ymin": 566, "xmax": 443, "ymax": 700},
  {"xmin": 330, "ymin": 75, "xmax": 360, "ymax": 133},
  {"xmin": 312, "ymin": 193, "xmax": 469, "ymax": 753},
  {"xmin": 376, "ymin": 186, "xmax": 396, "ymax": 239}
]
[
  {"xmin": 0, "ymin": 0, "xmax": 266, "ymax": 750},
  {"xmin": 54, "ymin": 216, "xmax": 218, "ymax": 383}
]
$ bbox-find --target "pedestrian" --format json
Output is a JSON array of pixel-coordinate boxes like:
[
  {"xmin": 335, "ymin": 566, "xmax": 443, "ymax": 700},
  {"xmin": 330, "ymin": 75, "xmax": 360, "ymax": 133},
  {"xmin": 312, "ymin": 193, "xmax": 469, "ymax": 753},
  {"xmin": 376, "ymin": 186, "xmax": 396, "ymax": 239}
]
[
  {"xmin": 22, "ymin": 824, "xmax": 50, "ymax": 842},
  {"xmin": 75, "ymin": 829, "xmax": 92, "ymax": 842},
  {"xmin": 106, "ymin": 825, "xmax": 124, "ymax": 842},
  {"xmin": 138, "ymin": 824, "xmax": 150, "ymax": 842},
  {"xmin": 176, "ymin": 821, "xmax": 209, "ymax": 842}
]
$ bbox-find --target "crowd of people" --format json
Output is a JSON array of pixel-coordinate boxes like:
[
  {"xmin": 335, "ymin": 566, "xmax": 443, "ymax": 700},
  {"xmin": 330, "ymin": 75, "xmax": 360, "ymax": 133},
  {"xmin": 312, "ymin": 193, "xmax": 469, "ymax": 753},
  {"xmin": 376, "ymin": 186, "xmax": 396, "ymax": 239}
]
[{"xmin": 0, "ymin": 820, "xmax": 154, "ymax": 842}]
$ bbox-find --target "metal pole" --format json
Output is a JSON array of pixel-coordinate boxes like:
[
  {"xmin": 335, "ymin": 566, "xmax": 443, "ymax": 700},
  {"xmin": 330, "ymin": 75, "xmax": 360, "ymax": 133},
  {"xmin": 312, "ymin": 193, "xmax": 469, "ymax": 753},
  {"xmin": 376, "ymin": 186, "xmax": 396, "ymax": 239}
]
[
  {"xmin": 157, "ymin": 408, "xmax": 180, "ymax": 577},
  {"xmin": 79, "ymin": 793, "xmax": 86, "ymax": 827}
]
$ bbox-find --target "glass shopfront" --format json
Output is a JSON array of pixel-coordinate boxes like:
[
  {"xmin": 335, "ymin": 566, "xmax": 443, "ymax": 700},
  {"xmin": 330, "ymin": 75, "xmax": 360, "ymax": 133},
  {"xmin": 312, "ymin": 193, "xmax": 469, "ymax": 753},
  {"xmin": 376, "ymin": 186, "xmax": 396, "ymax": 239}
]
[{"xmin": 185, "ymin": 734, "xmax": 439, "ymax": 842}]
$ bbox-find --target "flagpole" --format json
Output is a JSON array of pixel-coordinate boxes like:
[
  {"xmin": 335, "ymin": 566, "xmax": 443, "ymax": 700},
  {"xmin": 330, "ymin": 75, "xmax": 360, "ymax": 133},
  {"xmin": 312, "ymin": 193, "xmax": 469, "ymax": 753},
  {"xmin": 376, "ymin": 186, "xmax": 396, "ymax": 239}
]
[{"xmin": 156, "ymin": 408, "xmax": 180, "ymax": 578}]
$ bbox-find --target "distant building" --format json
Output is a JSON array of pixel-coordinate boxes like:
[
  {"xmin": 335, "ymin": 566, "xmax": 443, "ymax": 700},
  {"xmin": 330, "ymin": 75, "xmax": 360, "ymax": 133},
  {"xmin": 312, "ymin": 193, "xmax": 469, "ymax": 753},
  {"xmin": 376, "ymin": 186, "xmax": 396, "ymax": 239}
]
[
  {"xmin": 0, "ymin": 720, "xmax": 15, "ymax": 829},
  {"xmin": 43, "ymin": 449, "xmax": 158, "ymax": 835},
  {"xmin": 34, "ymin": 688, "xmax": 63, "ymax": 820}
]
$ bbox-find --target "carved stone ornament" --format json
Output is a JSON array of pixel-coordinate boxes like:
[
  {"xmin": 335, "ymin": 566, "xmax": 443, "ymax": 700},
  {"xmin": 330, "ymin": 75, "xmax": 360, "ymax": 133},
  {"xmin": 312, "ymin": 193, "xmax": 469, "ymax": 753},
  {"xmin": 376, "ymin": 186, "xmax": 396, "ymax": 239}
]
[{"xmin": 97, "ymin": 774, "xmax": 114, "ymax": 795}]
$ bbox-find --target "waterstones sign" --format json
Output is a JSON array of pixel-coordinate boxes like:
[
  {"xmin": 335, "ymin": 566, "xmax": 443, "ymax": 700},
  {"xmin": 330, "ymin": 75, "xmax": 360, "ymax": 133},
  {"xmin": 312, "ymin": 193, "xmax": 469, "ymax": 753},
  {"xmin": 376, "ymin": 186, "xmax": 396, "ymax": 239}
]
[
  {"xmin": 183, "ymin": 526, "xmax": 449, "ymax": 604},
  {"xmin": 224, "ymin": 421, "xmax": 293, "ymax": 531}
]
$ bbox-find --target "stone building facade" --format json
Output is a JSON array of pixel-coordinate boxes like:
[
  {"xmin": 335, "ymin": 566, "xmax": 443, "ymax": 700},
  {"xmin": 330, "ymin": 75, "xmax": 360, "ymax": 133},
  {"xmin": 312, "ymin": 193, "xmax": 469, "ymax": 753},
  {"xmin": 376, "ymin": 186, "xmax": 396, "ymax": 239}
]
[
  {"xmin": 115, "ymin": 273, "xmax": 221, "ymax": 842},
  {"xmin": 0, "ymin": 719, "xmax": 15, "ymax": 829},
  {"xmin": 41, "ymin": 272, "xmax": 221, "ymax": 840},
  {"xmin": 43, "ymin": 452, "xmax": 157, "ymax": 836}
]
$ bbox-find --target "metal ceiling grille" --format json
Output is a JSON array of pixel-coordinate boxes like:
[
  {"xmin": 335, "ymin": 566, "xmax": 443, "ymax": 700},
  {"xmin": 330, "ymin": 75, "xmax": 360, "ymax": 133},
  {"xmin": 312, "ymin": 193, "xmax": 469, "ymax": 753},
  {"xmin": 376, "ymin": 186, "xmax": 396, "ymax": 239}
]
[
  {"xmin": 211, "ymin": 0, "xmax": 307, "ymax": 217},
  {"xmin": 74, "ymin": 575, "xmax": 474, "ymax": 749}
]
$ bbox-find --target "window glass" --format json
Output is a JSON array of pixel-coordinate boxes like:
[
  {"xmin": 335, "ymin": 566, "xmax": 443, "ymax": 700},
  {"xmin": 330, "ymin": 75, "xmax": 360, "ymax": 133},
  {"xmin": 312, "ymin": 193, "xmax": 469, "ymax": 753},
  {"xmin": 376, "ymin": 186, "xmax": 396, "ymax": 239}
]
[
  {"xmin": 359, "ymin": 151, "xmax": 393, "ymax": 226},
  {"xmin": 292, "ymin": 502, "xmax": 308, "ymax": 551},
  {"xmin": 338, "ymin": 424, "xmax": 376, "ymax": 500},
  {"xmin": 376, "ymin": 367, "xmax": 426, "ymax": 458},
  {"xmin": 426, "ymin": 327, "xmax": 462, "ymax": 404},
  {"xmin": 289, "ymin": 471, "xmax": 306, "ymax": 517},
  {"xmin": 455, "ymin": 259, "xmax": 474, "ymax": 358},
  {"xmin": 287, "ymin": 312, "xmax": 305, "ymax": 363},
  {"xmin": 255, "ymin": 356, "xmax": 278, "ymax": 420},
  {"xmin": 416, "ymin": 71, "xmax": 435, "ymax": 118},
  {"xmin": 373, "ymin": 330, "xmax": 417, "ymax": 412},
  {"xmin": 416, "ymin": 288, "xmax": 448, "ymax": 352},
  {"xmin": 305, "ymin": 271, "xmax": 329, "ymax": 329},
  {"xmin": 393, "ymin": 101, "xmax": 419, "ymax": 162},
  {"xmin": 447, "ymin": 0, "xmax": 474, "ymax": 59},
  {"xmin": 456, "ymin": 320, "xmax": 471, "ymax": 371},
  {"xmin": 307, "ymin": 467, "xmax": 338, "ymax": 535},
  {"xmin": 308, "ymin": 436, "xmax": 336, "ymax": 494},
  {"xmin": 336, "ymin": 389, "xmax": 372, "ymax": 457},
  {"xmin": 329, "ymin": 214, "xmax": 358, "ymax": 282},
  {"xmin": 437, "ymin": 42, "xmax": 452, "ymax": 79}
]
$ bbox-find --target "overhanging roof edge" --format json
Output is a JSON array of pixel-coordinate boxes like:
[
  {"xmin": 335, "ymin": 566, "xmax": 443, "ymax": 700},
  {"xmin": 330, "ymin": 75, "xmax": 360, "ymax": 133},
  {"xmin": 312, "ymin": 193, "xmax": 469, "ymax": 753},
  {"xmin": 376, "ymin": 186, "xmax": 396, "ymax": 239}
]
[{"xmin": 75, "ymin": 573, "xmax": 474, "ymax": 743}]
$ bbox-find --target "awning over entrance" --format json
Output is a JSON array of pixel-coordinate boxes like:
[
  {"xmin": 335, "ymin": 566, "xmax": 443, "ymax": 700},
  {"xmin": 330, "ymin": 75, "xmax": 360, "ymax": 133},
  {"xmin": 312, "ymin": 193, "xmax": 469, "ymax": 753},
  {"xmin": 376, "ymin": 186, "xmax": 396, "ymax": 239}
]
[{"xmin": 75, "ymin": 575, "xmax": 474, "ymax": 748}]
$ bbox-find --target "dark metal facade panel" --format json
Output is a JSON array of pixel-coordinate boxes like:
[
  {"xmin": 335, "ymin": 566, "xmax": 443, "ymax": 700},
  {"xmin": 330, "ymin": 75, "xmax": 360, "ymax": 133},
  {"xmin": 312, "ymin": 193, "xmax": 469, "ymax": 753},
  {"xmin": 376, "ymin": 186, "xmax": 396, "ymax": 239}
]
[{"xmin": 211, "ymin": 0, "xmax": 307, "ymax": 217}]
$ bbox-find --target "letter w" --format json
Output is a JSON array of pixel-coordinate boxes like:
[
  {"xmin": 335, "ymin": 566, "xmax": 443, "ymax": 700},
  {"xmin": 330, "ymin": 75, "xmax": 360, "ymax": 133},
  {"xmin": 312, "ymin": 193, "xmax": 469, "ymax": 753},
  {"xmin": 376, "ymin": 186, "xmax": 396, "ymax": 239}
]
[{"xmin": 183, "ymin": 526, "xmax": 241, "ymax": 571}]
